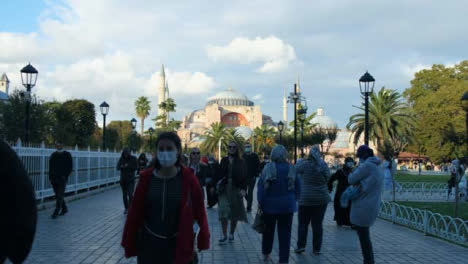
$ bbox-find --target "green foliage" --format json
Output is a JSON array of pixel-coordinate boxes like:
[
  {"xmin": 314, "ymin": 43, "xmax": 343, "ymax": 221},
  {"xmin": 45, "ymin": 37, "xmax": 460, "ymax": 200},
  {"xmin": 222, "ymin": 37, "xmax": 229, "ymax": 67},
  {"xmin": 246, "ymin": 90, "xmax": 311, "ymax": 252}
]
[
  {"xmin": 107, "ymin": 120, "xmax": 134, "ymax": 149},
  {"xmin": 200, "ymin": 123, "xmax": 245, "ymax": 158},
  {"xmin": 0, "ymin": 90, "xmax": 50, "ymax": 143},
  {"xmin": 60, "ymin": 99, "xmax": 96, "ymax": 147},
  {"xmin": 135, "ymin": 96, "xmax": 151, "ymax": 135},
  {"xmin": 404, "ymin": 61, "xmax": 468, "ymax": 163},
  {"xmin": 253, "ymin": 125, "xmax": 277, "ymax": 155},
  {"xmin": 395, "ymin": 171, "xmax": 449, "ymax": 183},
  {"xmin": 347, "ymin": 87, "xmax": 415, "ymax": 152},
  {"xmin": 153, "ymin": 98, "xmax": 180, "ymax": 131}
]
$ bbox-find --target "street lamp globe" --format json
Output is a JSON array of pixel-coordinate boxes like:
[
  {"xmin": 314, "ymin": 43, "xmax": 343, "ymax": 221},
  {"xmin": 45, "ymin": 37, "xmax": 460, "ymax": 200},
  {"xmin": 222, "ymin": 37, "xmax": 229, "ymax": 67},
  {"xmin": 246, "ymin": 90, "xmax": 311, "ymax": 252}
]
[
  {"xmin": 359, "ymin": 71, "xmax": 375, "ymax": 95},
  {"xmin": 100, "ymin": 101, "xmax": 109, "ymax": 116},
  {"xmin": 148, "ymin": 127, "xmax": 154, "ymax": 135},
  {"xmin": 20, "ymin": 63, "xmax": 39, "ymax": 89},
  {"xmin": 131, "ymin": 118, "xmax": 137, "ymax": 130},
  {"xmin": 277, "ymin": 121, "xmax": 284, "ymax": 133},
  {"xmin": 298, "ymin": 108, "xmax": 307, "ymax": 123}
]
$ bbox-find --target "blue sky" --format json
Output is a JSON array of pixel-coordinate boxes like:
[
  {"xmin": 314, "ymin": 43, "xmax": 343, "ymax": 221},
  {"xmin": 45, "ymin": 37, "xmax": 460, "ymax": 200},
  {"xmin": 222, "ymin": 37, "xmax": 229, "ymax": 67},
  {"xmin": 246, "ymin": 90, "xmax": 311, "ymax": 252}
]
[{"xmin": 1, "ymin": 0, "xmax": 468, "ymax": 130}]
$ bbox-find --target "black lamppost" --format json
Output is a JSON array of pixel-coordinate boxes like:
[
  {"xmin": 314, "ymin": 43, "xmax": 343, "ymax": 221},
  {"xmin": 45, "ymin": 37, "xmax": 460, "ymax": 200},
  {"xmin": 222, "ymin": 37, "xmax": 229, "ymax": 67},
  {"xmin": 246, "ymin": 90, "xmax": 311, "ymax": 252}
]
[
  {"xmin": 277, "ymin": 121, "xmax": 284, "ymax": 144},
  {"xmin": 461, "ymin": 91, "xmax": 468, "ymax": 164},
  {"xmin": 288, "ymin": 84, "xmax": 307, "ymax": 163},
  {"xmin": 148, "ymin": 127, "xmax": 154, "ymax": 147},
  {"xmin": 130, "ymin": 118, "xmax": 137, "ymax": 151},
  {"xmin": 359, "ymin": 71, "xmax": 375, "ymax": 146},
  {"xmin": 298, "ymin": 108, "xmax": 307, "ymax": 157},
  {"xmin": 20, "ymin": 63, "xmax": 38, "ymax": 142},
  {"xmin": 100, "ymin": 101, "xmax": 109, "ymax": 150}
]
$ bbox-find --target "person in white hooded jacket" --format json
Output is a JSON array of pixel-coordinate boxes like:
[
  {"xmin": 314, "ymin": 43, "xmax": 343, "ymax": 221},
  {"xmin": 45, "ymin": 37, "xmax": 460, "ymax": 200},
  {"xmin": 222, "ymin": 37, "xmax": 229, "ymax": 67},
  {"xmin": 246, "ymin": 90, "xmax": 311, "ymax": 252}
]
[{"xmin": 348, "ymin": 145, "xmax": 383, "ymax": 264}]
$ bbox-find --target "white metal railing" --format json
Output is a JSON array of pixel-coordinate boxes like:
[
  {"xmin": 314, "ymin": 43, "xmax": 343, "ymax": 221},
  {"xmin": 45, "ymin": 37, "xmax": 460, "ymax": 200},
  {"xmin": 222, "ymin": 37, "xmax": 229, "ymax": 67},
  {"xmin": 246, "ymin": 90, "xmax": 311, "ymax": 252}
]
[
  {"xmin": 379, "ymin": 201, "xmax": 468, "ymax": 246},
  {"xmin": 12, "ymin": 141, "xmax": 123, "ymax": 201},
  {"xmin": 397, "ymin": 169, "xmax": 450, "ymax": 176},
  {"xmin": 385, "ymin": 182, "xmax": 467, "ymax": 201}
]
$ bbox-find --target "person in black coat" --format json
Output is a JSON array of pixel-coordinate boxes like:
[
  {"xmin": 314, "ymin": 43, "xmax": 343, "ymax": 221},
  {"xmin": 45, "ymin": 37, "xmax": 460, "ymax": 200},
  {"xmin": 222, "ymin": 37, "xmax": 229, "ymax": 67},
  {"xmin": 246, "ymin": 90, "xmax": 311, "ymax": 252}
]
[
  {"xmin": 137, "ymin": 153, "xmax": 148, "ymax": 173},
  {"xmin": 49, "ymin": 142, "xmax": 73, "ymax": 219},
  {"xmin": 117, "ymin": 148, "xmax": 138, "ymax": 214},
  {"xmin": 242, "ymin": 142, "xmax": 260, "ymax": 212},
  {"xmin": 205, "ymin": 156, "xmax": 219, "ymax": 208},
  {"xmin": 188, "ymin": 147, "xmax": 209, "ymax": 190},
  {"xmin": 0, "ymin": 140, "xmax": 37, "ymax": 264},
  {"xmin": 327, "ymin": 157, "xmax": 355, "ymax": 226}
]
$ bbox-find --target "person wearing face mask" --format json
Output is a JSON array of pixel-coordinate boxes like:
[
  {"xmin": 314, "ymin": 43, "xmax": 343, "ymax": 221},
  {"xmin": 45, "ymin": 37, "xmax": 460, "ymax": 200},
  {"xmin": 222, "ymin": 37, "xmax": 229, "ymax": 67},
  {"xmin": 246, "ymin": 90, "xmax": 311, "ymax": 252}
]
[
  {"xmin": 49, "ymin": 141, "xmax": 73, "ymax": 219},
  {"xmin": 327, "ymin": 157, "xmax": 354, "ymax": 227},
  {"xmin": 348, "ymin": 145, "xmax": 383, "ymax": 264},
  {"xmin": 242, "ymin": 142, "xmax": 260, "ymax": 212},
  {"xmin": 121, "ymin": 132, "xmax": 210, "ymax": 264},
  {"xmin": 216, "ymin": 141, "xmax": 248, "ymax": 244},
  {"xmin": 205, "ymin": 155, "xmax": 219, "ymax": 208},
  {"xmin": 189, "ymin": 147, "xmax": 209, "ymax": 193},
  {"xmin": 117, "ymin": 148, "xmax": 138, "ymax": 214}
]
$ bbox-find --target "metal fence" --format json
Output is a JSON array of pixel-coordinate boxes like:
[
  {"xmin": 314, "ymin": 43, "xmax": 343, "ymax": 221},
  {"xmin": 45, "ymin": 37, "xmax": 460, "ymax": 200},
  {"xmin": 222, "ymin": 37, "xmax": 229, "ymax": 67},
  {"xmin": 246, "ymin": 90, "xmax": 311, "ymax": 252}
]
[
  {"xmin": 379, "ymin": 201, "xmax": 468, "ymax": 246},
  {"xmin": 12, "ymin": 141, "xmax": 122, "ymax": 201},
  {"xmin": 384, "ymin": 182, "xmax": 467, "ymax": 201}
]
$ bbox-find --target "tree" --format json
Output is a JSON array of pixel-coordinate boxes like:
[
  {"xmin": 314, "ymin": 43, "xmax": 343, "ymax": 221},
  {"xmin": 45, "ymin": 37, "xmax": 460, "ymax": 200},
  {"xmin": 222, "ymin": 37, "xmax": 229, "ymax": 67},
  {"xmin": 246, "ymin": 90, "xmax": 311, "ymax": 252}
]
[
  {"xmin": 404, "ymin": 62, "xmax": 468, "ymax": 163},
  {"xmin": 200, "ymin": 123, "xmax": 229, "ymax": 158},
  {"xmin": 347, "ymin": 87, "xmax": 415, "ymax": 152},
  {"xmin": 135, "ymin": 96, "xmax": 151, "ymax": 135},
  {"xmin": 60, "ymin": 99, "xmax": 96, "ymax": 147},
  {"xmin": 0, "ymin": 90, "xmax": 49, "ymax": 143},
  {"xmin": 107, "ymin": 120, "xmax": 133, "ymax": 150},
  {"xmin": 253, "ymin": 125, "xmax": 277, "ymax": 154},
  {"xmin": 153, "ymin": 98, "xmax": 180, "ymax": 132}
]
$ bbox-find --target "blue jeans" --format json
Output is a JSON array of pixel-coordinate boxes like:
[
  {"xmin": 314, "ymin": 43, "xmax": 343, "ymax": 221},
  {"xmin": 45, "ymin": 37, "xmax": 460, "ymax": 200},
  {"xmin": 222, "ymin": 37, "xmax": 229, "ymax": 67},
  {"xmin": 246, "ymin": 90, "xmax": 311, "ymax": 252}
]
[
  {"xmin": 262, "ymin": 213, "xmax": 293, "ymax": 263},
  {"xmin": 355, "ymin": 226, "xmax": 374, "ymax": 264},
  {"xmin": 296, "ymin": 204, "xmax": 327, "ymax": 252}
]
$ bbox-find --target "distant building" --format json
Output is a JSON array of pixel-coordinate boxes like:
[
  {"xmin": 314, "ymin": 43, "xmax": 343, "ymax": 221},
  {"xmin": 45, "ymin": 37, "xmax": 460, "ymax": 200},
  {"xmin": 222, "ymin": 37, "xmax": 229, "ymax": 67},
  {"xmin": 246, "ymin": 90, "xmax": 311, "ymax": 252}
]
[
  {"xmin": 0, "ymin": 73, "xmax": 9, "ymax": 101},
  {"xmin": 177, "ymin": 87, "xmax": 273, "ymax": 147}
]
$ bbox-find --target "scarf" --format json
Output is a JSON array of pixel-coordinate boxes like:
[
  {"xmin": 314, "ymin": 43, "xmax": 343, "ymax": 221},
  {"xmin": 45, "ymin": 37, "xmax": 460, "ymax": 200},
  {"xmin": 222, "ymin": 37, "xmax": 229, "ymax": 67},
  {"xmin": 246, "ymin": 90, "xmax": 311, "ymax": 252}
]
[{"xmin": 262, "ymin": 162, "xmax": 296, "ymax": 191}]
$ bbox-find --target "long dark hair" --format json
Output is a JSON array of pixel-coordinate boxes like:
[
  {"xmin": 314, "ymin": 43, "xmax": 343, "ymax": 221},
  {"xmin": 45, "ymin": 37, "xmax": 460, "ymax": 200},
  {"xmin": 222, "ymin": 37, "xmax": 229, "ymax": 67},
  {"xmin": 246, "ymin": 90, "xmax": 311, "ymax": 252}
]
[{"xmin": 151, "ymin": 132, "xmax": 183, "ymax": 170}]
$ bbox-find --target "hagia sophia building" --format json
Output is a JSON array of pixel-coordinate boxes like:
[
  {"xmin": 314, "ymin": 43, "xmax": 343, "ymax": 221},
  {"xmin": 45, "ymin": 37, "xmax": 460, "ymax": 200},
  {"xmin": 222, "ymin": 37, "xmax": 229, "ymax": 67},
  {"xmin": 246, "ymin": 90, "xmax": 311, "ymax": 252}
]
[{"xmin": 151, "ymin": 65, "xmax": 371, "ymax": 164}]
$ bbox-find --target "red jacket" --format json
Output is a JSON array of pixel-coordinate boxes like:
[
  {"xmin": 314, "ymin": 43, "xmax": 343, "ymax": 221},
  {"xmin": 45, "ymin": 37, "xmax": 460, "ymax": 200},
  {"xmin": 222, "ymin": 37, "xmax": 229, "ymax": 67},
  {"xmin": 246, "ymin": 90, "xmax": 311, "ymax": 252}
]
[{"xmin": 121, "ymin": 166, "xmax": 210, "ymax": 264}]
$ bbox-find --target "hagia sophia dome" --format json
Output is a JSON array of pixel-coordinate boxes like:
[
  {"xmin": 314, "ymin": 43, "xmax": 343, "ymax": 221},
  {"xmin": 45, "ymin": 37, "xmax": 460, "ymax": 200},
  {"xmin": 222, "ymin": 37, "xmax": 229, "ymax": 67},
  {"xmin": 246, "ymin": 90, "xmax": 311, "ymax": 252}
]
[
  {"xmin": 311, "ymin": 107, "xmax": 337, "ymax": 129},
  {"xmin": 206, "ymin": 87, "xmax": 254, "ymax": 107}
]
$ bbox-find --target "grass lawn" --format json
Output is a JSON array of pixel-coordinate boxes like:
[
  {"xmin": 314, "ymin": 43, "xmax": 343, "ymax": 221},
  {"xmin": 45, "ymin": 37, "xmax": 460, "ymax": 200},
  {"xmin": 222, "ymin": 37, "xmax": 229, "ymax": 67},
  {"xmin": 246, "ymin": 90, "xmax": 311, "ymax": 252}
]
[
  {"xmin": 396, "ymin": 201, "xmax": 468, "ymax": 221},
  {"xmin": 395, "ymin": 172, "xmax": 450, "ymax": 183}
]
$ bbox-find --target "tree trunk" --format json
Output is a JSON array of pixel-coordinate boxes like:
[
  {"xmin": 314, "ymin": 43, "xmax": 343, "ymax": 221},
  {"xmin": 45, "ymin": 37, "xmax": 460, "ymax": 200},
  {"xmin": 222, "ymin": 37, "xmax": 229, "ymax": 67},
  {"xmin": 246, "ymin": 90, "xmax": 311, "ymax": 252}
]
[{"xmin": 141, "ymin": 118, "xmax": 145, "ymax": 135}]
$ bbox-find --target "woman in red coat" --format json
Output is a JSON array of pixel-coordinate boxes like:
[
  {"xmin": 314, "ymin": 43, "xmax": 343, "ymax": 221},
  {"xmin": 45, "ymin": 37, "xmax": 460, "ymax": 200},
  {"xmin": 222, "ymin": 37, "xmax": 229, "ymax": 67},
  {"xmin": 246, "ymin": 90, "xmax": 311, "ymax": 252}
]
[{"xmin": 121, "ymin": 132, "xmax": 210, "ymax": 264}]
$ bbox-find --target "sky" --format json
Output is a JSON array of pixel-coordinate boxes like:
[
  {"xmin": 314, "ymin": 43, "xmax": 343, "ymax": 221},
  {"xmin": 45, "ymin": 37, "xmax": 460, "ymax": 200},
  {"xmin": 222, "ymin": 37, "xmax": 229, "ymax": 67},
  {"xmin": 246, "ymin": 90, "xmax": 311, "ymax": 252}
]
[{"xmin": 1, "ymin": 0, "xmax": 468, "ymax": 130}]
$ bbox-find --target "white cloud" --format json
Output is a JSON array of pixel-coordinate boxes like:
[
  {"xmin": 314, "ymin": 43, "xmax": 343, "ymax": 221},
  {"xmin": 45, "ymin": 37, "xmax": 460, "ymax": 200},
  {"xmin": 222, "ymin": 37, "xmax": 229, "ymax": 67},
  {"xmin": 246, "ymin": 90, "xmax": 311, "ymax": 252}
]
[
  {"xmin": 252, "ymin": 94, "xmax": 263, "ymax": 100},
  {"xmin": 145, "ymin": 69, "xmax": 216, "ymax": 96},
  {"xmin": 401, "ymin": 63, "xmax": 432, "ymax": 79},
  {"xmin": 206, "ymin": 36, "xmax": 297, "ymax": 73}
]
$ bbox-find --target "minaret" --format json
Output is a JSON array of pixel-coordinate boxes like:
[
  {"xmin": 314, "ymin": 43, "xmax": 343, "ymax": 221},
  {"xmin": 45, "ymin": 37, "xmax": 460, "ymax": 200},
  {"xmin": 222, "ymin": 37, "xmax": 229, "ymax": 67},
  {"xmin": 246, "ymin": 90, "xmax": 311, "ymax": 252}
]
[
  {"xmin": 157, "ymin": 65, "xmax": 166, "ymax": 118},
  {"xmin": 165, "ymin": 79, "xmax": 169, "ymax": 123},
  {"xmin": 0, "ymin": 73, "xmax": 9, "ymax": 95},
  {"xmin": 282, "ymin": 87, "xmax": 288, "ymax": 128}
]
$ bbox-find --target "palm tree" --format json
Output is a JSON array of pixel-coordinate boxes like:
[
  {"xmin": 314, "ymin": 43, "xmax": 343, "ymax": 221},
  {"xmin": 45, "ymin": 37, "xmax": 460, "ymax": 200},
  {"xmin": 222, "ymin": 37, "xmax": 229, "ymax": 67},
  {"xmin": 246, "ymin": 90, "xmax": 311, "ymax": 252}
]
[
  {"xmin": 346, "ymin": 87, "xmax": 415, "ymax": 151},
  {"xmin": 200, "ymin": 123, "xmax": 229, "ymax": 158},
  {"xmin": 135, "ymin": 96, "xmax": 151, "ymax": 135},
  {"xmin": 253, "ymin": 125, "xmax": 277, "ymax": 154}
]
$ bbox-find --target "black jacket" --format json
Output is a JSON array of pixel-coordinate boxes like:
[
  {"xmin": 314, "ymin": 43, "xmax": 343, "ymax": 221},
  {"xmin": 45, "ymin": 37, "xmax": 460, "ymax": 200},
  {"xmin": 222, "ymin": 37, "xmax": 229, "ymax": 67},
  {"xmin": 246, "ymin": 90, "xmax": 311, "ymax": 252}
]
[
  {"xmin": 0, "ymin": 141, "xmax": 37, "ymax": 264},
  {"xmin": 49, "ymin": 150, "xmax": 73, "ymax": 184},
  {"xmin": 216, "ymin": 156, "xmax": 247, "ymax": 190},
  {"xmin": 242, "ymin": 152, "xmax": 260, "ymax": 179},
  {"xmin": 117, "ymin": 154, "xmax": 138, "ymax": 183},
  {"xmin": 190, "ymin": 163, "xmax": 209, "ymax": 187}
]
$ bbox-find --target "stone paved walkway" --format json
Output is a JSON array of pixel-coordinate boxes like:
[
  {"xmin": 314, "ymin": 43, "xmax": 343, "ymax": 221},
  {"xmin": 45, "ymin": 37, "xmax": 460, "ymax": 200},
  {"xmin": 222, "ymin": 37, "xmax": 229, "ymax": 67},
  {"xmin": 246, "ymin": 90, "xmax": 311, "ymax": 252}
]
[{"xmin": 21, "ymin": 187, "xmax": 468, "ymax": 264}]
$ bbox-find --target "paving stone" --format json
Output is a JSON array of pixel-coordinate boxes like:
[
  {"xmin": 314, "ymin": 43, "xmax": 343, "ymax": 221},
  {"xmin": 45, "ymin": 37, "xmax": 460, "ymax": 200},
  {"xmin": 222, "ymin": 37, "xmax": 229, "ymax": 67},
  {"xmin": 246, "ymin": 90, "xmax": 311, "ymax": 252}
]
[{"xmin": 18, "ymin": 187, "xmax": 468, "ymax": 264}]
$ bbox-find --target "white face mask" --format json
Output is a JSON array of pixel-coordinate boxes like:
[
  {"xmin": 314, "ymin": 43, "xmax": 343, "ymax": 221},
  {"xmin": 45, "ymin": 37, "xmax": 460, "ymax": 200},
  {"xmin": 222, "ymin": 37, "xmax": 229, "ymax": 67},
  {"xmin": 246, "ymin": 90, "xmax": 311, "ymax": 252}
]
[
  {"xmin": 346, "ymin": 162, "xmax": 354, "ymax": 168},
  {"xmin": 157, "ymin": 151, "xmax": 178, "ymax": 168}
]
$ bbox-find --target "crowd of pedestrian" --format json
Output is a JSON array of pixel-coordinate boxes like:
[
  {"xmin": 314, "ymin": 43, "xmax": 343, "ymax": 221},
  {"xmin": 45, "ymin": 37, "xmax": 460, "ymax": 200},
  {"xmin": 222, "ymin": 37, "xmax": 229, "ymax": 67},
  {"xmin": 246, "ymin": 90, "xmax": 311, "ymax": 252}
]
[{"xmin": 5, "ymin": 130, "xmax": 393, "ymax": 264}]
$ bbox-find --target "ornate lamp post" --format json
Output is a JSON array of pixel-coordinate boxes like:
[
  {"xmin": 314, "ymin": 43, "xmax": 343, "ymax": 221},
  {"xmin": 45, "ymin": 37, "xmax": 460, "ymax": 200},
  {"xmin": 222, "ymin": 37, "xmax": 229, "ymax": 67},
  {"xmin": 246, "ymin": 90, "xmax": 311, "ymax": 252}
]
[
  {"xmin": 148, "ymin": 127, "xmax": 154, "ymax": 148},
  {"xmin": 277, "ymin": 121, "xmax": 284, "ymax": 144},
  {"xmin": 298, "ymin": 107, "xmax": 307, "ymax": 157},
  {"xmin": 20, "ymin": 63, "xmax": 38, "ymax": 142},
  {"xmin": 461, "ymin": 91, "xmax": 468, "ymax": 164},
  {"xmin": 218, "ymin": 136, "xmax": 224, "ymax": 161},
  {"xmin": 100, "ymin": 101, "xmax": 109, "ymax": 150},
  {"xmin": 359, "ymin": 71, "xmax": 375, "ymax": 146},
  {"xmin": 288, "ymin": 83, "xmax": 307, "ymax": 163},
  {"xmin": 130, "ymin": 118, "xmax": 137, "ymax": 151}
]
